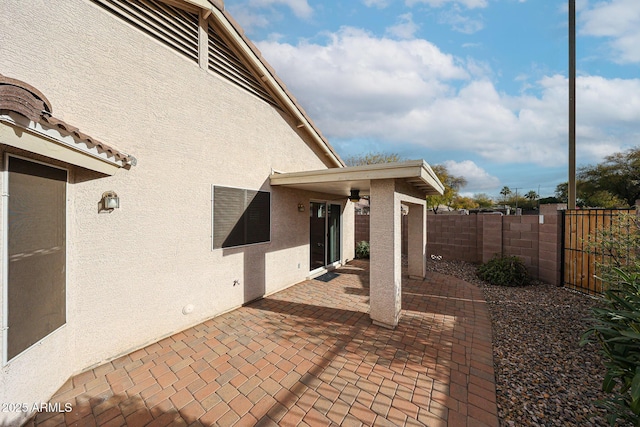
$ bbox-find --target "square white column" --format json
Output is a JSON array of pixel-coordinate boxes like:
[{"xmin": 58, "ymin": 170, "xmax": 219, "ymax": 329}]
[
  {"xmin": 369, "ymin": 179, "xmax": 402, "ymax": 328},
  {"xmin": 406, "ymin": 202, "xmax": 426, "ymax": 279}
]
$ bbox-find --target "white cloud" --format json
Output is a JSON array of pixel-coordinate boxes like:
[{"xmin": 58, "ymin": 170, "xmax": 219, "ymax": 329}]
[
  {"xmin": 250, "ymin": 0, "xmax": 313, "ymax": 18},
  {"xmin": 437, "ymin": 7, "xmax": 484, "ymax": 34},
  {"xmin": 385, "ymin": 13, "xmax": 420, "ymax": 39},
  {"xmin": 257, "ymin": 26, "xmax": 468, "ymax": 119},
  {"xmin": 226, "ymin": 0, "xmax": 313, "ymax": 30},
  {"xmin": 363, "ymin": 0, "xmax": 391, "ymax": 8},
  {"xmin": 580, "ymin": 0, "xmax": 640, "ymax": 63},
  {"xmin": 405, "ymin": 0, "xmax": 488, "ymax": 9},
  {"xmin": 257, "ymin": 29, "xmax": 640, "ymax": 171},
  {"xmin": 226, "ymin": 7, "xmax": 271, "ymax": 32},
  {"xmin": 442, "ymin": 160, "xmax": 500, "ymax": 192}
]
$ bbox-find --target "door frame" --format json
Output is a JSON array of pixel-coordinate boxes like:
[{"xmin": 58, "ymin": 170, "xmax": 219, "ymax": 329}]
[{"xmin": 309, "ymin": 200, "xmax": 342, "ymax": 275}]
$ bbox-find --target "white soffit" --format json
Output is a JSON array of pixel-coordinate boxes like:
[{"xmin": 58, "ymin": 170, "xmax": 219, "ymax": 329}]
[
  {"xmin": 270, "ymin": 160, "xmax": 445, "ymax": 196},
  {"xmin": 0, "ymin": 112, "xmax": 125, "ymax": 176}
]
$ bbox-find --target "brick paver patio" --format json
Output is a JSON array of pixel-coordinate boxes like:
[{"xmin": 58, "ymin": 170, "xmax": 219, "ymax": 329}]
[{"xmin": 27, "ymin": 260, "xmax": 498, "ymax": 426}]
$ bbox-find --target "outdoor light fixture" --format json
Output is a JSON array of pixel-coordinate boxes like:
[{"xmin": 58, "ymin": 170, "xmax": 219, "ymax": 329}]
[
  {"xmin": 349, "ymin": 189, "xmax": 361, "ymax": 203},
  {"xmin": 298, "ymin": 202, "xmax": 305, "ymax": 212},
  {"xmin": 101, "ymin": 191, "xmax": 119, "ymax": 212}
]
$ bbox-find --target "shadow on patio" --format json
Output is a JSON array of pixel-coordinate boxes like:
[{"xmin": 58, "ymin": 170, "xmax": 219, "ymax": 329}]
[{"xmin": 26, "ymin": 260, "xmax": 498, "ymax": 427}]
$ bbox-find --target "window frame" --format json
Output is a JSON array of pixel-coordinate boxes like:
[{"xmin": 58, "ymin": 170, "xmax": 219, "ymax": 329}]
[
  {"xmin": 2, "ymin": 154, "xmax": 68, "ymax": 364},
  {"xmin": 211, "ymin": 185, "xmax": 271, "ymax": 250}
]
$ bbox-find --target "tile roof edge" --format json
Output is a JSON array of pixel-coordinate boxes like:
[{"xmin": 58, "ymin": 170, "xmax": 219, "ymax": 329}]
[{"xmin": 0, "ymin": 75, "xmax": 135, "ymax": 167}]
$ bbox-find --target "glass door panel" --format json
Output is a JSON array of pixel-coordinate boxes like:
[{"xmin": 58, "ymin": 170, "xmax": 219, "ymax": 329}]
[
  {"xmin": 328, "ymin": 204, "xmax": 341, "ymax": 264},
  {"xmin": 309, "ymin": 202, "xmax": 326, "ymax": 270}
]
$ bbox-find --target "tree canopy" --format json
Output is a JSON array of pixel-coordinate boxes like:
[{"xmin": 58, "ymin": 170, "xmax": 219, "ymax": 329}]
[
  {"xmin": 555, "ymin": 147, "xmax": 640, "ymax": 208},
  {"xmin": 427, "ymin": 164, "xmax": 468, "ymax": 213},
  {"xmin": 578, "ymin": 147, "xmax": 640, "ymax": 207},
  {"xmin": 499, "ymin": 186, "xmax": 511, "ymax": 202},
  {"xmin": 472, "ymin": 193, "xmax": 494, "ymax": 208},
  {"xmin": 344, "ymin": 152, "xmax": 403, "ymax": 166}
]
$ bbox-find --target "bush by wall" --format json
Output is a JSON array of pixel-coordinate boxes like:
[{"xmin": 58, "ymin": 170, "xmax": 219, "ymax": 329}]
[
  {"xmin": 355, "ymin": 241, "xmax": 370, "ymax": 259},
  {"xmin": 477, "ymin": 255, "xmax": 529, "ymax": 286}
]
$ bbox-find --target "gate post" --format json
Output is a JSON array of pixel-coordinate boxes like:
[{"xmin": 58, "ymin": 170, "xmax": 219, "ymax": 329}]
[{"xmin": 538, "ymin": 204, "xmax": 565, "ymax": 286}]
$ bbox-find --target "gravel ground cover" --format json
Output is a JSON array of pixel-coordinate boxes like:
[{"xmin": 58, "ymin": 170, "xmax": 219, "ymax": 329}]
[{"xmin": 425, "ymin": 259, "xmax": 611, "ymax": 427}]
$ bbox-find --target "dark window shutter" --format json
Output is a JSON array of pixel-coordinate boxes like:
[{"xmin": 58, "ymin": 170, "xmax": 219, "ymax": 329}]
[{"xmin": 213, "ymin": 186, "xmax": 270, "ymax": 249}]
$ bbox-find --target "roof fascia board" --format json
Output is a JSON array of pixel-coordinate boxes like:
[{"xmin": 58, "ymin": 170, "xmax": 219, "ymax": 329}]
[
  {"xmin": 270, "ymin": 160, "xmax": 445, "ymax": 196},
  {"xmin": 419, "ymin": 161, "xmax": 445, "ymax": 194},
  {"xmin": 160, "ymin": 0, "xmax": 204, "ymax": 13},
  {"xmin": 271, "ymin": 160, "xmax": 424, "ymax": 181},
  {"xmin": 208, "ymin": 7, "xmax": 344, "ymax": 168}
]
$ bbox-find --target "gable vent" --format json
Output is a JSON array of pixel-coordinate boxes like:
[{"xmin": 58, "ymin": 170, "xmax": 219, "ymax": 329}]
[
  {"xmin": 208, "ymin": 24, "xmax": 279, "ymax": 108},
  {"xmin": 91, "ymin": 0, "xmax": 199, "ymax": 63}
]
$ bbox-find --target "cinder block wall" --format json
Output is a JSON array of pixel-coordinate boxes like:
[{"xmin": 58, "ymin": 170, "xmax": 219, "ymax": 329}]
[
  {"xmin": 502, "ymin": 215, "xmax": 540, "ymax": 277},
  {"xmin": 355, "ymin": 215, "xmax": 370, "ymax": 245},
  {"xmin": 426, "ymin": 214, "xmax": 480, "ymax": 262},
  {"xmin": 355, "ymin": 205, "xmax": 565, "ymax": 285}
]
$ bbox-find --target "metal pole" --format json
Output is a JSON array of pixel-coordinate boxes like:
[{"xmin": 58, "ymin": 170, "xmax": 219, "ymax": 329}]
[{"xmin": 568, "ymin": 0, "xmax": 576, "ymax": 209}]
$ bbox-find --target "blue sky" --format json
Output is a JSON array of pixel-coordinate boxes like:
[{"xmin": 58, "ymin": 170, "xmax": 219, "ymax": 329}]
[{"xmin": 225, "ymin": 0, "xmax": 640, "ymax": 199}]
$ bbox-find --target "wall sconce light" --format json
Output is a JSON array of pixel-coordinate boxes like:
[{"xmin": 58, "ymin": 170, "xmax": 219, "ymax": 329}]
[
  {"xmin": 349, "ymin": 189, "xmax": 361, "ymax": 203},
  {"xmin": 101, "ymin": 191, "xmax": 119, "ymax": 212},
  {"xmin": 298, "ymin": 202, "xmax": 305, "ymax": 212}
]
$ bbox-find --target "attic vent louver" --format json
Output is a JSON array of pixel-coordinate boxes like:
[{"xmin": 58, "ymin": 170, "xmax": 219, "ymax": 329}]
[
  {"xmin": 91, "ymin": 0, "xmax": 199, "ymax": 63},
  {"xmin": 207, "ymin": 24, "xmax": 279, "ymax": 108}
]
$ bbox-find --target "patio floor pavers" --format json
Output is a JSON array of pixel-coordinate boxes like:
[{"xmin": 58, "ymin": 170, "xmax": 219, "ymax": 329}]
[{"xmin": 26, "ymin": 260, "xmax": 498, "ymax": 426}]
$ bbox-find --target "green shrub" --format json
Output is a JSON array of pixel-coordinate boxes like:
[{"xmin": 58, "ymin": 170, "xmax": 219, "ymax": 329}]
[
  {"xmin": 355, "ymin": 241, "xmax": 370, "ymax": 259},
  {"xmin": 477, "ymin": 255, "xmax": 529, "ymax": 286},
  {"xmin": 581, "ymin": 268, "xmax": 640, "ymax": 426}
]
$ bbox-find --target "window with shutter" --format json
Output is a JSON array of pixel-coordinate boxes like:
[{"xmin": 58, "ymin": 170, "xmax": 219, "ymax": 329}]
[{"xmin": 212, "ymin": 186, "xmax": 271, "ymax": 249}]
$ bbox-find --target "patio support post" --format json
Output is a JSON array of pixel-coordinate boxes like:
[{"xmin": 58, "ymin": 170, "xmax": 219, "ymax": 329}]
[
  {"xmin": 369, "ymin": 179, "xmax": 402, "ymax": 329},
  {"xmin": 406, "ymin": 202, "xmax": 426, "ymax": 279}
]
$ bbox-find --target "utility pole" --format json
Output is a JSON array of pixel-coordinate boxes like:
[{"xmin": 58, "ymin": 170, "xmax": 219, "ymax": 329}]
[
  {"xmin": 514, "ymin": 187, "xmax": 522, "ymax": 212},
  {"xmin": 568, "ymin": 0, "xmax": 576, "ymax": 209}
]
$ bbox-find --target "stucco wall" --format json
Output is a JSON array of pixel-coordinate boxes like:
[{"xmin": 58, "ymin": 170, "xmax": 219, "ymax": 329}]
[{"xmin": 0, "ymin": 0, "xmax": 351, "ymax": 422}]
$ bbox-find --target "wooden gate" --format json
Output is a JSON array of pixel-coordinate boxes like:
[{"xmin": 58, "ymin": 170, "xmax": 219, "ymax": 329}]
[{"xmin": 563, "ymin": 208, "xmax": 636, "ymax": 294}]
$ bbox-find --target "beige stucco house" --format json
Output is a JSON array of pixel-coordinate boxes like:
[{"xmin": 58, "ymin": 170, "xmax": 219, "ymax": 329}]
[{"xmin": 1, "ymin": 0, "xmax": 443, "ymax": 424}]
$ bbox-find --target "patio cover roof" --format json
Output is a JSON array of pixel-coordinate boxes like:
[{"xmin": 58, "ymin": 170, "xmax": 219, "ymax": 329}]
[{"xmin": 269, "ymin": 160, "xmax": 444, "ymax": 197}]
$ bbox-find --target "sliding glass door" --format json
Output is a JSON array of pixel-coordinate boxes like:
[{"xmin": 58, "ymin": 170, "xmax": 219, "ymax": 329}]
[{"xmin": 309, "ymin": 202, "xmax": 341, "ymax": 271}]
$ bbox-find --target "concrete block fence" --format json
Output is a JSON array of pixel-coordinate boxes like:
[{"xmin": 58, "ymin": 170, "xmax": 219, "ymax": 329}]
[{"xmin": 355, "ymin": 204, "xmax": 564, "ymax": 286}]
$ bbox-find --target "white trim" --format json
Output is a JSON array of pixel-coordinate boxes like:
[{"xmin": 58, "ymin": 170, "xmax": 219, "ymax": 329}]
[
  {"xmin": 2, "ymin": 154, "xmax": 69, "ymax": 365},
  {"xmin": 198, "ymin": 9, "xmax": 208, "ymax": 70},
  {"xmin": 270, "ymin": 160, "xmax": 444, "ymax": 196},
  {"xmin": 0, "ymin": 112, "xmax": 126, "ymax": 175}
]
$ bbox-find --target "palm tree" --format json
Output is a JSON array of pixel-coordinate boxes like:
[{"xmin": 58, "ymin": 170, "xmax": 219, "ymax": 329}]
[{"xmin": 499, "ymin": 186, "xmax": 511, "ymax": 203}]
